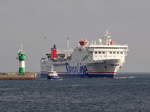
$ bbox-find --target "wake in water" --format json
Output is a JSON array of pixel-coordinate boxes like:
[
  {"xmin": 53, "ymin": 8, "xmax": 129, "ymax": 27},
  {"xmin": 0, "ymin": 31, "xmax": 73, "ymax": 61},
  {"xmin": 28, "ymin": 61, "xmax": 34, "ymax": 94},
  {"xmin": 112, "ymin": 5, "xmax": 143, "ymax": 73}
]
[{"xmin": 114, "ymin": 76, "xmax": 135, "ymax": 79}]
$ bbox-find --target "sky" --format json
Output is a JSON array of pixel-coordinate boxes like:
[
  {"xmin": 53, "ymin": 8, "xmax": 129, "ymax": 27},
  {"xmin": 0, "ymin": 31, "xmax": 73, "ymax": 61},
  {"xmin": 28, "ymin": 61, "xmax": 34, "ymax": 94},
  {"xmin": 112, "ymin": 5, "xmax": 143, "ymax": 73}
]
[{"xmin": 0, "ymin": 0, "xmax": 149, "ymax": 72}]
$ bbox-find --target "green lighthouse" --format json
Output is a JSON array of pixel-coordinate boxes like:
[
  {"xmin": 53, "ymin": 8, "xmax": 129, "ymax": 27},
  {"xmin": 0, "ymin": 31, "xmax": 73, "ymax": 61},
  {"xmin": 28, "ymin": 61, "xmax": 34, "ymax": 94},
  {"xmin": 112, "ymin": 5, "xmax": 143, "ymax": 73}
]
[{"xmin": 18, "ymin": 49, "xmax": 27, "ymax": 74}]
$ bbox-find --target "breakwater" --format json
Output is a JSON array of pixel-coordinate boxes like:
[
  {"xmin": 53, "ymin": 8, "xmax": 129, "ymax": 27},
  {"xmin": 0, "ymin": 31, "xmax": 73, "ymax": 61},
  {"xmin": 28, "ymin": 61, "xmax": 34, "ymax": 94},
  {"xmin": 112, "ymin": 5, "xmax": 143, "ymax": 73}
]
[{"xmin": 0, "ymin": 72, "xmax": 37, "ymax": 80}]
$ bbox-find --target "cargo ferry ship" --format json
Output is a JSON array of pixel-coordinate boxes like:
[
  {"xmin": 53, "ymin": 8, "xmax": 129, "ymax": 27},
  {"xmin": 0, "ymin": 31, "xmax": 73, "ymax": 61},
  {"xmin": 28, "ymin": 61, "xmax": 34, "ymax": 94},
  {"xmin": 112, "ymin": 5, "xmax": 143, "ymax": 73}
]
[{"xmin": 40, "ymin": 31, "xmax": 128, "ymax": 78}]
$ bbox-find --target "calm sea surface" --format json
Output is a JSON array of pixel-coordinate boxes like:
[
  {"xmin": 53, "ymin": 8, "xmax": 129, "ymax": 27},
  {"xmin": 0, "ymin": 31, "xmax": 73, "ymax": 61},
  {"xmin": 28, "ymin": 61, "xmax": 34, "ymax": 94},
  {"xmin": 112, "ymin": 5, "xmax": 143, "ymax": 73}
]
[{"xmin": 0, "ymin": 73, "xmax": 150, "ymax": 112}]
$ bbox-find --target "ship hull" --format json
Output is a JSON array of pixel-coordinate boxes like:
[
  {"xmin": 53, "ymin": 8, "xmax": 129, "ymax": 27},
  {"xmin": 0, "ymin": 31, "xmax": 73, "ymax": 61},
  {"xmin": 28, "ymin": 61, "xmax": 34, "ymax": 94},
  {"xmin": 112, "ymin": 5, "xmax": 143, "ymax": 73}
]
[
  {"xmin": 40, "ymin": 72, "xmax": 116, "ymax": 78},
  {"xmin": 40, "ymin": 59, "xmax": 121, "ymax": 78}
]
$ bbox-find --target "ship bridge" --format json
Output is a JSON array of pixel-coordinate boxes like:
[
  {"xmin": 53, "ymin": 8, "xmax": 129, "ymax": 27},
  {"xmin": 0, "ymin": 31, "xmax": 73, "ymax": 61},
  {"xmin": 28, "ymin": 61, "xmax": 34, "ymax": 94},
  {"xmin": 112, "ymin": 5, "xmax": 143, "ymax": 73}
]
[
  {"xmin": 86, "ymin": 31, "xmax": 128, "ymax": 61},
  {"xmin": 88, "ymin": 45, "xmax": 128, "ymax": 61}
]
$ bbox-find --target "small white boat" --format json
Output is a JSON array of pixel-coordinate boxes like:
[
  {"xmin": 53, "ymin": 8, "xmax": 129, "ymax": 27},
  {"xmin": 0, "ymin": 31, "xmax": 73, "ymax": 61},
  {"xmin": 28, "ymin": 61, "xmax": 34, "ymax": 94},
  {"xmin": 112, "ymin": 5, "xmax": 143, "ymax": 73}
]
[{"xmin": 47, "ymin": 65, "xmax": 60, "ymax": 79}]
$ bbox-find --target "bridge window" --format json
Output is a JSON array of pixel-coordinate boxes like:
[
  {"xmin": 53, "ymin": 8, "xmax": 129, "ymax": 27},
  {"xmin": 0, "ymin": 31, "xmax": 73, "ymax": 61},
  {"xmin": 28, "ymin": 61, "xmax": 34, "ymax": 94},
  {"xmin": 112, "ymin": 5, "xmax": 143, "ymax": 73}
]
[
  {"xmin": 99, "ymin": 51, "xmax": 101, "ymax": 54},
  {"xmin": 95, "ymin": 51, "xmax": 97, "ymax": 54}
]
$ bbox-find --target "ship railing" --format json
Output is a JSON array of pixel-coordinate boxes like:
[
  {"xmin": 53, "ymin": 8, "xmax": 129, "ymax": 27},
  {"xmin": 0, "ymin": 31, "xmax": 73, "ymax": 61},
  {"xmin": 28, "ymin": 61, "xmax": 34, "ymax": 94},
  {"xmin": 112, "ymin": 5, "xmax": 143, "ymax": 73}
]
[{"xmin": 57, "ymin": 49, "xmax": 73, "ymax": 53}]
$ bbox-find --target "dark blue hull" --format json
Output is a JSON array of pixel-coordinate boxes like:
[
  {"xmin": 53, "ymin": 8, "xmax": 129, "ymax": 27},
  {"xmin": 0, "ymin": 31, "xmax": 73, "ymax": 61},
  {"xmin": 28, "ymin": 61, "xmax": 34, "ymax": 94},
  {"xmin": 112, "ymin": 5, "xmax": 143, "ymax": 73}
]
[{"xmin": 39, "ymin": 73, "xmax": 115, "ymax": 78}]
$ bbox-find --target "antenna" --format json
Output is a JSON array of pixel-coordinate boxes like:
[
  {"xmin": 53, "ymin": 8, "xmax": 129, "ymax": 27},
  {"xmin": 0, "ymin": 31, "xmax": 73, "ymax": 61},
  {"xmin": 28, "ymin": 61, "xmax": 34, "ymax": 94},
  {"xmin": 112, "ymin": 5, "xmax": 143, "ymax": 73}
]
[
  {"xmin": 66, "ymin": 37, "xmax": 70, "ymax": 57},
  {"xmin": 105, "ymin": 30, "xmax": 111, "ymax": 38},
  {"xmin": 104, "ymin": 30, "xmax": 112, "ymax": 45},
  {"xmin": 18, "ymin": 44, "xmax": 23, "ymax": 53},
  {"xmin": 20, "ymin": 44, "xmax": 23, "ymax": 51},
  {"xmin": 67, "ymin": 37, "xmax": 70, "ymax": 50}
]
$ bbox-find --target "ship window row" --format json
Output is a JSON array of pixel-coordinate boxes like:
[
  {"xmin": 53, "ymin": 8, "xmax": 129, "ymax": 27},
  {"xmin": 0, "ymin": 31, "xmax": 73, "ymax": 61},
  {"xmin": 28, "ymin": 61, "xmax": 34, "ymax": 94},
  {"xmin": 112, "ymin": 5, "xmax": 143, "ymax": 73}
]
[
  {"xmin": 109, "ymin": 51, "xmax": 123, "ymax": 54},
  {"xmin": 94, "ymin": 51, "xmax": 124, "ymax": 54},
  {"xmin": 95, "ymin": 51, "xmax": 105, "ymax": 54},
  {"xmin": 91, "ymin": 47, "xmax": 127, "ymax": 49}
]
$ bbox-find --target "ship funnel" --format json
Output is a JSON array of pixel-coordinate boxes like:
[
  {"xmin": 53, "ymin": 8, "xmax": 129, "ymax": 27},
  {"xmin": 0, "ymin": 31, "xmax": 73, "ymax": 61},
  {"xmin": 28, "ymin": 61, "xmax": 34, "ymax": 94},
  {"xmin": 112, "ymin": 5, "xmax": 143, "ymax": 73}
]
[
  {"xmin": 79, "ymin": 40, "xmax": 89, "ymax": 46},
  {"xmin": 51, "ymin": 44, "xmax": 58, "ymax": 60}
]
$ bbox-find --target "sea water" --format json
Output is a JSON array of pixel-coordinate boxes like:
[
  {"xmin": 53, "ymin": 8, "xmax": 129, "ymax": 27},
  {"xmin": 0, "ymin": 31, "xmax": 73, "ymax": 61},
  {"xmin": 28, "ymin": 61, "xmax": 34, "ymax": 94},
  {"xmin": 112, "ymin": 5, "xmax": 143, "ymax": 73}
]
[{"xmin": 0, "ymin": 73, "xmax": 150, "ymax": 112}]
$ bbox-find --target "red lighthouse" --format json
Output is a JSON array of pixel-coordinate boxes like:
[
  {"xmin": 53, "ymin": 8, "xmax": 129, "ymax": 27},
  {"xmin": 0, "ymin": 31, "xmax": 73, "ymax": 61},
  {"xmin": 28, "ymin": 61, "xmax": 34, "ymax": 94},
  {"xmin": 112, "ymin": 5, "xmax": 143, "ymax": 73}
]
[{"xmin": 51, "ymin": 44, "xmax": 58, "ymax": 60}]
